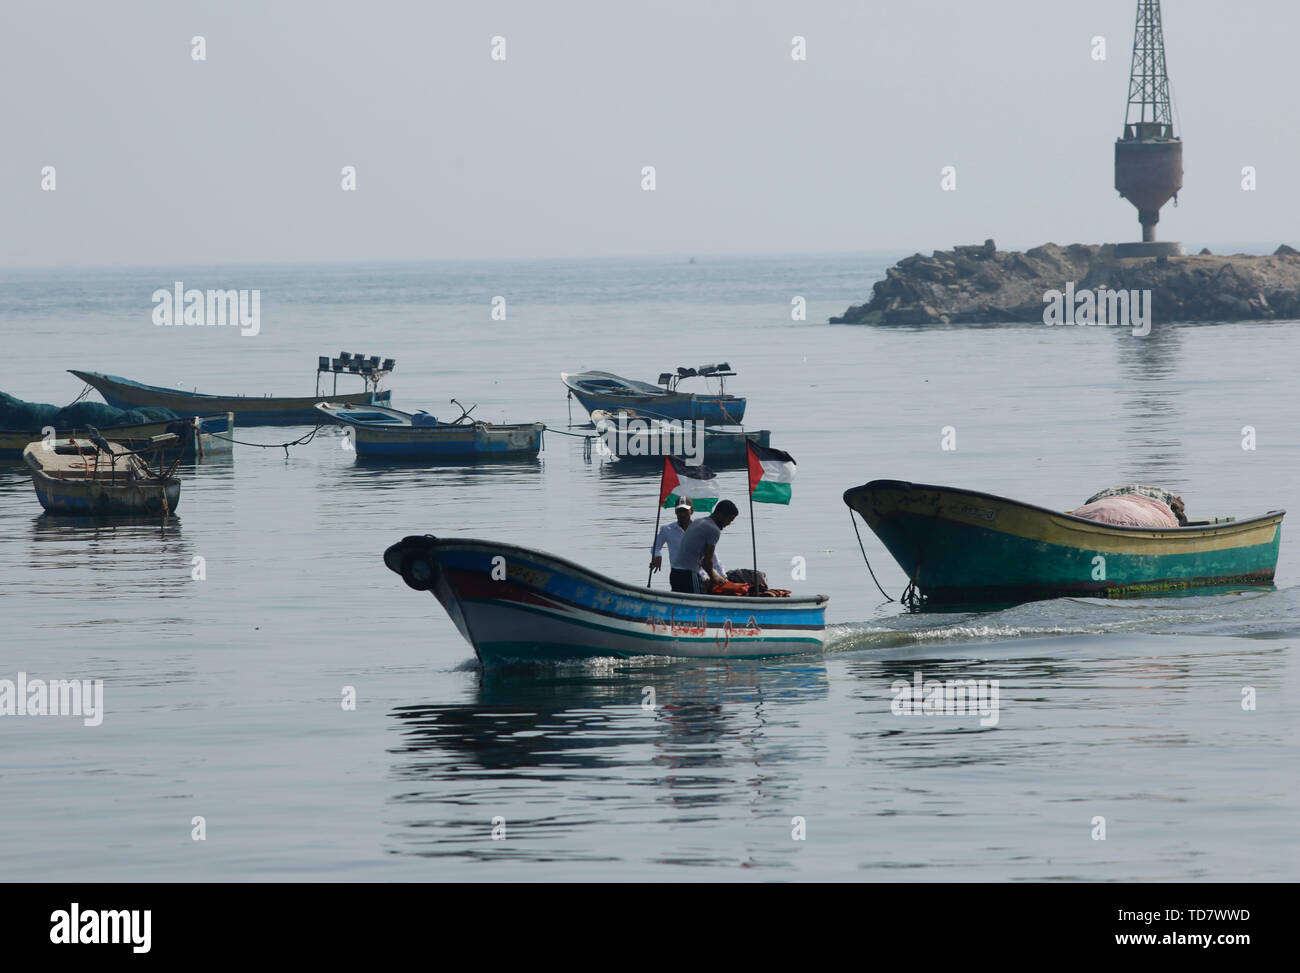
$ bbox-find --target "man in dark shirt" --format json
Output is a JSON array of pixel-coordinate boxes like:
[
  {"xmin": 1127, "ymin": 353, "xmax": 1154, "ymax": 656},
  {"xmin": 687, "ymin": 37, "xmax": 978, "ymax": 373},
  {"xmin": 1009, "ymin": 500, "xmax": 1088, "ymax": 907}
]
[{"xmin": 677, "ymin": 500, "xmax": 739, "ymax": 594}]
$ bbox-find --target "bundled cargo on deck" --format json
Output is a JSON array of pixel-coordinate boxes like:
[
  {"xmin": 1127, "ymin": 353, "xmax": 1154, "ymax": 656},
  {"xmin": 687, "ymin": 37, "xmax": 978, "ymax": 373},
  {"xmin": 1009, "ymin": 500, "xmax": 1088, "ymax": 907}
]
[{"xmin": 0, "ymin": 391, "xmax": 176, "ymax": 431}]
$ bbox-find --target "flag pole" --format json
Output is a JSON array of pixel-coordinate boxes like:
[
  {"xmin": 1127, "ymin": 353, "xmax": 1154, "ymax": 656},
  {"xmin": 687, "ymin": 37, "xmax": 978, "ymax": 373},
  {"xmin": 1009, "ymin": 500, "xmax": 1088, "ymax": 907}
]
[
  {"xmin": 648, "ymin": 457, "xmax": 668, "ymax": 587},
  {"xmin": 647, "ymin": 503, "xmax": 663, "ymax": 587},
  {"xmin": 748, "ymin": 487, "xmax": 759, "ymax": 596},
  {"xmin": 747, "ymin": 440, "xmax": 759, "ymax": 596}
]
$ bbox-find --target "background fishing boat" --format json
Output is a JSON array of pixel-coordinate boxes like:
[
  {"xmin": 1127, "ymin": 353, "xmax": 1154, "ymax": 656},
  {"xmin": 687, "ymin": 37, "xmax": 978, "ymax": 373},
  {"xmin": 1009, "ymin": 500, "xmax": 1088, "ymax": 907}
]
[
  {"xmin": 69, "ymin": 369, "xmax": 390, "ymax": 425},
  {"xmin": 384, "ymin": 535, "xmax": 828, "ymax": 665},
  {"xmin": 844, "ymin": 479, "xmax": 1285, "ymax": 606},
  {"xmin": 1, "ymin": 413, "xmax": 233, "ymax": 461},
  {"xmin": 23, "ymin": 437, "xmax": 182, "ymax": 515},
  {"xmin": 562, "ymin": 364, "xmax": 746, "ymax": 424},
  {"xmin": 316, "ymin": 402, "xmax": 544, "ymax": 460},
  {"xmin": 589, "ymin": 408, "xmax": 769, "ymax": 464}
]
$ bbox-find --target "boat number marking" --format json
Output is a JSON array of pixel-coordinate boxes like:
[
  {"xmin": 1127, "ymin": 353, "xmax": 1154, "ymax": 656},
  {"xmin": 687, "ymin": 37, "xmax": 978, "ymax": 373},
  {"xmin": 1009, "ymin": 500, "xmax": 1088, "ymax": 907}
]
[
  {"xmin": 715, "ymin": 616, "xmax": 762, "ymax": 649},
  {"xmin": 649, "ymin": 608, "xmax": 706, "ymax": 637},
  {"xmin": 949, "ymin": 503, "xmax": 997, "ymax": 523},
  {"xmin": 649, "ymin": 610, "xmax": 764, "ymax": 643},
  {"xmin": 504, "ymin": 564, "xmax": 551, "ymax": 587}
]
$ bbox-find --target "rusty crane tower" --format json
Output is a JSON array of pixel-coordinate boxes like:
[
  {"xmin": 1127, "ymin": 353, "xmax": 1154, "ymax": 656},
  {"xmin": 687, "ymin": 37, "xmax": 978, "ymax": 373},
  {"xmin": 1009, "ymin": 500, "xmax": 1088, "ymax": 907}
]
[{"xmin": 1115, "ymin": 0, "xmax": 1183, "ymax": 257}]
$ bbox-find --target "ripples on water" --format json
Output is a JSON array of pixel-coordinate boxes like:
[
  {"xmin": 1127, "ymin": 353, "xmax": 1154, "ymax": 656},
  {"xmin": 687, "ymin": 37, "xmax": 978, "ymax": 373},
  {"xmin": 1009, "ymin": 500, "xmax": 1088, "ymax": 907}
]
[{"xmin": 0, "ymin": 258, "xmax": 1297, "ymax": 880}]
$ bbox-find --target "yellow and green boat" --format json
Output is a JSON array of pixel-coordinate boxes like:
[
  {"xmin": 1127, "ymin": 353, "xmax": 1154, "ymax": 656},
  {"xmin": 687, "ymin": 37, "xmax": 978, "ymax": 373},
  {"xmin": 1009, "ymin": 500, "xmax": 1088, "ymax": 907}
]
[{"xmin": 844, "ymin": 479, "xmax": 1284, "ymax": 607}]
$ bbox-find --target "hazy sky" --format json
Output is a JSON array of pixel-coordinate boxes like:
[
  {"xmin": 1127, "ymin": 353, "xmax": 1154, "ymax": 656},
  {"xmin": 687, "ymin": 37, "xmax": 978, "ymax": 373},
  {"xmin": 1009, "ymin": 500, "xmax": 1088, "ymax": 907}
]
[{"xmin": 3, "ymin": 0, "xmax": 1296, "ymax": 267}]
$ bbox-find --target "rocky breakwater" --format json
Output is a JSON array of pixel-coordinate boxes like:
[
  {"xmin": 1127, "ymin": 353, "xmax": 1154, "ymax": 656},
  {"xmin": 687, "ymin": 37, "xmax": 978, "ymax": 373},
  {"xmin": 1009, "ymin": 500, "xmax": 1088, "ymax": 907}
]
[{"xmin": 830, "ymin": 240, "xmax": 1300, "ymax": 324}]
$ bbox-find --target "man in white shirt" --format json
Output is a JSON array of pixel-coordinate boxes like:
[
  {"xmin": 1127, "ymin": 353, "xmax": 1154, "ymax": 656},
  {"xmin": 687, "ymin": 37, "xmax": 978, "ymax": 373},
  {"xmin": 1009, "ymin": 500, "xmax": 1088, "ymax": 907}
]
[
  {"xmin": 650, "ymin": 498, "xmax": 725, "ymax": 593},
  {"xmin": 678, "ymin": 500, "xmax": 738, "ymax": 593}
]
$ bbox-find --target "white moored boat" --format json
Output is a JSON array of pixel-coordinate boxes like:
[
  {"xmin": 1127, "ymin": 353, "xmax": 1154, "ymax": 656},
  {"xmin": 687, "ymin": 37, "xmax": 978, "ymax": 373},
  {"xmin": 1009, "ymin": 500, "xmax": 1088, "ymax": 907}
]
[{"xmin": 23, "ymin": 436, "xmax": 181, "ymax": 516}]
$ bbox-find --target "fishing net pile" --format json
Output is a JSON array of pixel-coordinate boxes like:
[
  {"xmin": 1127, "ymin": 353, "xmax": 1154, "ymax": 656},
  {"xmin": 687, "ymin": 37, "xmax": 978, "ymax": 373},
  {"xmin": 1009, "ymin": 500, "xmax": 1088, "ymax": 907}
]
[
  {"xmin": 0, "ymin": 392, "xmax": 177, "ymax": 431},
  {"xmin": 1072, "ymin": 483, "xmax": 1187, "ymax": 528}
]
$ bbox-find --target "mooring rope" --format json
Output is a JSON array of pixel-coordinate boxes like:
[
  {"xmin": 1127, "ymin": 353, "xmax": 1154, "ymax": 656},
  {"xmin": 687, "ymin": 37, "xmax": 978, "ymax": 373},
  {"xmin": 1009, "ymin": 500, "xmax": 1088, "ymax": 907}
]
[
  {"xmin": 206, "ymin": 422, "xmax": 326, "ymax": 458},
  {"xmin": 848, "ymin": 506, "xmax": 895, "ymax": 602},
  {"xmin": 545, "ymin": 427, "xmax": 594, "ymax": 440}
]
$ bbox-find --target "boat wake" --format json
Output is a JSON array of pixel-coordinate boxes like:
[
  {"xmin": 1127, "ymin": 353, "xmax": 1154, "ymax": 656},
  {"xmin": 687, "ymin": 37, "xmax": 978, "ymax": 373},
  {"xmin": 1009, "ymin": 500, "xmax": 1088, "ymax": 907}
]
[
  {"xmin": 824, "ymin": 621, "xmax": 1106, "ymax": 656},
  {"xmin": 826, "ymin": 585, "xmax": 1300, "ymax": 656}
]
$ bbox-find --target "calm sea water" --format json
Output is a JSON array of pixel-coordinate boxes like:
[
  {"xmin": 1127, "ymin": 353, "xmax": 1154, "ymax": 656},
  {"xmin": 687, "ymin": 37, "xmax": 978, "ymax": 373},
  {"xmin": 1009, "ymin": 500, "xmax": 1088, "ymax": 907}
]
[{"xmin": 1, "ymin": 255, "xmax": 1297, "ymax": 881}]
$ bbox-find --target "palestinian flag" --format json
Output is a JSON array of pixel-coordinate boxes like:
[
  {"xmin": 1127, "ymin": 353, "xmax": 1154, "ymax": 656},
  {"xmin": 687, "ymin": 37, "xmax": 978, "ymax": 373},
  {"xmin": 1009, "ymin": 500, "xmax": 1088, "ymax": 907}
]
[
  {"xmin": 747, "ymin": 442, "xmax": 796, "ymax": 505},
  {"xmin": 658, "ymin": 457, "xmax": 718, "ymax": 512}
]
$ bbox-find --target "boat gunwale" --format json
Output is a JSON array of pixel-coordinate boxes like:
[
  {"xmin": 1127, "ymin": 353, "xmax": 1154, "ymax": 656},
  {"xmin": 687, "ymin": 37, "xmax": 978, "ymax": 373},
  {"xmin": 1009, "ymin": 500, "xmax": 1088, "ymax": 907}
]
[
  {"xmin": 22, "ymin": 442, "xmax": 177, "ymax": 484},
  {"xmin": 393, "ymin": 535, "xmax": 829, "ymax": 609},
  {"xmin": 70, "ymin": 369, "xmax": 386, "ymax": 406},
  {"xmin": 561, "ymin": 370, "xmax": 744, "ymax": 402},
  {"xmin": 843, "ymin": 479, "xmax": 1285, "ymax": 536},
  {"xmin": 316, "ymin": 402, "xmax": 544, "ymax": 434}
]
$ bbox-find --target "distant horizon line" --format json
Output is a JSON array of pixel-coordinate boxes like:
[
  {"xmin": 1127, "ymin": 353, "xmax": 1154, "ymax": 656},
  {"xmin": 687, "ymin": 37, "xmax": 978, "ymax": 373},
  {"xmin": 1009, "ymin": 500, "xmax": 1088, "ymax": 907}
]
[{"xmin": 2, "ymin": 241, "xmax": 1289, "ymax": 274}]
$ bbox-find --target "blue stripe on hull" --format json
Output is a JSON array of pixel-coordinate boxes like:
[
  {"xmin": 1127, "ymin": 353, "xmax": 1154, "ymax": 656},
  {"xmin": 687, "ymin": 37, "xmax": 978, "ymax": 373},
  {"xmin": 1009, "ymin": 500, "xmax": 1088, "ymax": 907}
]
[
  {"xmin": 602, "ymin": 432, "xmax": 770, "ymax": 463},
  {"xmin": 436, "ymin": 547, "xmax": 822, "ymax": 630},
  {"xmin": 355, "ymin": 439, "xmax": 539, "ymax": 458},
  {"xmin": 34, "ymin": 487, "xmax": 177, "ymax": 515},
  {"xmin": 456, "ymin": 594, "xmax": 823, "ymax": 664},
  {"xmin": 571, "ymin": 392, "xmax": 745, "ymax": 424}
]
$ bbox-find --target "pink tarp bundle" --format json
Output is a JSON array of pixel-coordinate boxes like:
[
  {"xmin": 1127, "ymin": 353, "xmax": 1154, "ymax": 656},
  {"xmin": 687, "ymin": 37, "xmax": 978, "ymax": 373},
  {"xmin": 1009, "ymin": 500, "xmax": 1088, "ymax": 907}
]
[{"xmin": 1071, "ymin": 493, "xmax": 1179, "ymax": 528}]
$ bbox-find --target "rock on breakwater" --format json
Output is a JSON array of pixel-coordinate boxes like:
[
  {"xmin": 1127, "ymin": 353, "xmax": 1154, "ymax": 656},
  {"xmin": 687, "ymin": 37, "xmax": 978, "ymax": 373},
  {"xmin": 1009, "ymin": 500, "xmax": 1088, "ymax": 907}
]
[{"xmin": 831, "ymin": 241, "xmax": 1300, "ymax": 324}]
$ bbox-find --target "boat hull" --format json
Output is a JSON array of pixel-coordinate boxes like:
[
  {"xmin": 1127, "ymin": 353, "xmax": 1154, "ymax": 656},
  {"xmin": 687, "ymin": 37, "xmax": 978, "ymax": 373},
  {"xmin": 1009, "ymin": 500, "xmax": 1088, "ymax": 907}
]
[
  {"xmin": 844, "ymin": 479, "xmax": 1284, "ymax": 605},
  {"xmin": 24, "ymin": 454, "xmax": 180, "ymax": 516},
  {"xmin": 384, "ymin": 536, "xmax": 828, "ymax": 665},
  {"xmin": 316, "ymin": 403, "xmax": 544, "ymax": 459},
  {"xmin": 29, "ymin": 473, "xmax": 181, "ymax": 516},
  {"xmin": 562, "ymin": 373, "xmax": 746, "ymax": 424},
  {"xmin": 589, "ymin": 410, "xmax": 769, "ymax": 464},
  {"xmin": 69, "ymin": 370, "xmax": 389, "ymax": 426},
  {"xmin": 354, "ymin": 423, "xmax": 543, "ymax": 459}
]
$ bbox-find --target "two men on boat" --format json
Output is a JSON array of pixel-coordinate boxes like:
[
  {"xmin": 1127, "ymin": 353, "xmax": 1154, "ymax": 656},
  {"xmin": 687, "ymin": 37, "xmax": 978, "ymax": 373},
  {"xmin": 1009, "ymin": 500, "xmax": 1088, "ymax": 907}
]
[{"xmin": 650, "ymin": 498, "xmax": 738, "ymax": 593}]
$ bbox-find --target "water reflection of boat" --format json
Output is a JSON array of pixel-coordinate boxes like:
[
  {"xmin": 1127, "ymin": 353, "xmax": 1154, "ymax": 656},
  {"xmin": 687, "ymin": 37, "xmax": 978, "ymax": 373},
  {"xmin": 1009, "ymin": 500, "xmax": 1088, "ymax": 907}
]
[
  {"xmin": 30, "ymin": 513, "xmax": 184, "ymax": 538},
  {"xmin": 383, "ymin": 661, "xmax": 830, "ymax": 861},
  {"xmin": 335, "ymin": 456, "xmax": 543, "ymax": 481},
  {"xmin": 384, "ymin": 535, "xmax": 829, "ymax": 665},
  {"xmin": 28, "ymin": 513, "xmax": 189, "ymax": 587},
  {"xmin": 389, "ymin": 659, "xmax": 830, "ymax": 772}
]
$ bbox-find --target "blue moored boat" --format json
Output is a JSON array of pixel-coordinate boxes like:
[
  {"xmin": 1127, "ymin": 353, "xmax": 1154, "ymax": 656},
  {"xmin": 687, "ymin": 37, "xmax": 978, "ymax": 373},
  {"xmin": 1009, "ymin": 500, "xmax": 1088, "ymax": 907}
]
[
  {"xmin": 316, "ymin": 402, "xmax": 543, "ymax": 459},
  {"xmin": 384, "ymin": 535, "xmax": 828, "ymax": 665},
  {"xmin": 589, "ymin": 409, "xmax": 769, "ymax": 465},
  {"xmin": 562, "ymin": 364, "xmax": 746, "ymax": 424}
]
